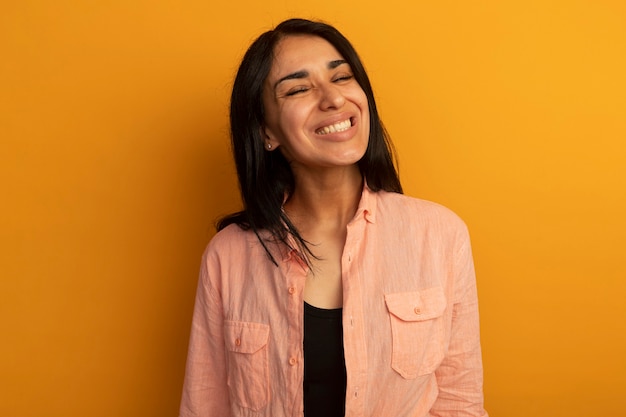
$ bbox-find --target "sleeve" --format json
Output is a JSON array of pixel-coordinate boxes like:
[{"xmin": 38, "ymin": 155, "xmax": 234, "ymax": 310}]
[
  {"xmin": 430, "ymin": 225, "xmax": 488, "ymax": 417},
  {"xmin": 179, "ymin": 249, "xmax": 230, "ymax": 417}
]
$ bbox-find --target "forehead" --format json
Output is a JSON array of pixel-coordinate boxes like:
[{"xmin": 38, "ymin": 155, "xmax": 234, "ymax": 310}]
[{"xmin": 268, "ymin": 35, "xmax": 345, "ymax": 77}]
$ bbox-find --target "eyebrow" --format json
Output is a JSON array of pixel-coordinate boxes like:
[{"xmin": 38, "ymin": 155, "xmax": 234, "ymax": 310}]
[{"xmin": 274, "ymin": 59, "xmax": 348, "ymax": 90}]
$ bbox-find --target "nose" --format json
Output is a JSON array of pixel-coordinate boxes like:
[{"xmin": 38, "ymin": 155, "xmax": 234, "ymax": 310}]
[{"xmin": 318, "ymin": 83, "xmax": 345, "ymax": 110}]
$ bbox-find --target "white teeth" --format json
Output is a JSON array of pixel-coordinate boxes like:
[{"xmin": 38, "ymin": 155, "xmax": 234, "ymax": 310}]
[{"xmin": 316, "ymin": 119, "xmax": 351, "ymax": 135}]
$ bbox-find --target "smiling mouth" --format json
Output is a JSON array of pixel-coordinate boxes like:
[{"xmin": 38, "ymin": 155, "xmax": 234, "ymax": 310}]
[{"xmin": 315, "ymin": 118, "xmax": 353, "ymax": 135}]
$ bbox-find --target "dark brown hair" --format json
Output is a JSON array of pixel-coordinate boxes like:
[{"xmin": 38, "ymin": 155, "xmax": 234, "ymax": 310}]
[{"xmin": 218, "ymin": 18, "xmax": 402, "ymax": 264}]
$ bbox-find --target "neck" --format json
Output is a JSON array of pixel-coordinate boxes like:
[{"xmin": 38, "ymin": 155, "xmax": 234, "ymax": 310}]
[{"xmin": 285, "ymin": 165, "xmax": 363, "ymax": 233}]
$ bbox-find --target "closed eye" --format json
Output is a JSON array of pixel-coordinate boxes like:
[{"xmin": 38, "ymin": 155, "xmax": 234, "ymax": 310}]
[
  {"xmin": 285, "ymin": 86, "xmax": 310, "ymax": 96},
  {"xmin": 333, "ymin": 74, "xmax": 354, "ymax": 83}
]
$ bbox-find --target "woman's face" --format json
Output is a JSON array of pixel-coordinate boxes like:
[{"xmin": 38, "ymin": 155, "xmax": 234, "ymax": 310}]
[{"xmin": 262, "ymin": 35, "xmax": 369, "ymax": 175}]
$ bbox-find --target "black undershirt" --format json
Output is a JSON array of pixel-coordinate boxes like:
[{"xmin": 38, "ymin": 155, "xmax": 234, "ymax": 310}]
[{"xmin": 303, "ymin": 302, "xmax": 347, "ymax": 417}]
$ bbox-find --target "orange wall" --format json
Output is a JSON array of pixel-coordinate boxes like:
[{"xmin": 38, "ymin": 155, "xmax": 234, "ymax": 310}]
[{"xmin": 1, "ymin": 1, "xmax": 625, "ymax": 416}]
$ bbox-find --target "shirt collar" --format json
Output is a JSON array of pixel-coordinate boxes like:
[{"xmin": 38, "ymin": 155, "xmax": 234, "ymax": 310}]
[{"xmin": 356, "ymin": 181, "xmax": 377, "ymax": 224}]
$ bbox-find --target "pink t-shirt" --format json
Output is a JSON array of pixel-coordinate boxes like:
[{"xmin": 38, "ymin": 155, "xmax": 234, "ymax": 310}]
[{"xmin": 180, "ymin": 186, "xmax": 488, "ymax": 417}]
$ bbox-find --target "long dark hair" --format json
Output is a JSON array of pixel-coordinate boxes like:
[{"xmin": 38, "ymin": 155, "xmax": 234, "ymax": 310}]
[{"xmin": 217, "ymin": 18, "xmax": 403, "ymax": 265}]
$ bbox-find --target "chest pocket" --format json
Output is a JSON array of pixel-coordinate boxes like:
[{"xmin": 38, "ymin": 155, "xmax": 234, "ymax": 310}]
[
  {"xmin": 384, "ymin": 287, "xmax": 447, "ymax": 379},
  {"xmin": 224, "ymin": 321, "xmax": 270, "ymax": 411}
]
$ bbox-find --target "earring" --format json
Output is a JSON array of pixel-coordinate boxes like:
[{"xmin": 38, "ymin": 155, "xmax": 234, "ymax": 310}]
[{"xmin": 266, "ymin": 143, "xmax": 272, "ymax": 150}]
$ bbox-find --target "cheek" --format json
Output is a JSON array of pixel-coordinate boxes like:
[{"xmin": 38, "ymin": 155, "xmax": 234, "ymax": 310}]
[
  {"xmin": 262, "ymin": 98, "xmax": 282, "ymax": 139},
  {"xmin": 278, "ymin": 103, "xmax": 312, "ymax": 134},
  {"xmin": 266, "ymin": 104, "xmax": 296, "ymax": 142},
  {"xmin": 360, "ymin": 97, "xmax": 370, "ymax": 129},
  {"xmin": 353, "ymin": 89, "xmax": 369, "ymax": 119}
]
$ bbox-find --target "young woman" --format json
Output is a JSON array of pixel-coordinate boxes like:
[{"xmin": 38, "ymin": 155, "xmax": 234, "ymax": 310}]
[{"xmin": 180, "ymin": 18, "xmax": 488, "ymax": 417}]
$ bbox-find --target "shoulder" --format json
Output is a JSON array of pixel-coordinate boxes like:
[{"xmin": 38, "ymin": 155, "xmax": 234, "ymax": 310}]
[
  {"xmin": 202, "ymin": 223, "xmax": 283, "ymax": 268},
  {"xmin": 375, "ymin": 190, "xmax": 468, "ymax": 232},
  {"xmin": 202, "ymin": 223, "xmax": 258, "ymax": 260},
  {"xmin": 199, "ymin": 224, "xmax": 274, "ymax": 290}
]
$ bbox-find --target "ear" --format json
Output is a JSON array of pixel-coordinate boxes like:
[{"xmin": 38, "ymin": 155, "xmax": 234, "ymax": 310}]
[{"xmin": 260, "ymin": 125, "xmax": 280, "ymax": 151}]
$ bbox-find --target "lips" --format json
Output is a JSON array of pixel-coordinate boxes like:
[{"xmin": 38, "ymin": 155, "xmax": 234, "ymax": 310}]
[{"xmin": 315, "ymin": 118, "xmax": 352, "ymax": 135}]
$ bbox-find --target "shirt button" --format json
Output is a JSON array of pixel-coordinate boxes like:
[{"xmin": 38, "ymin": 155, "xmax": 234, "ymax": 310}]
[
  {"xmin": 288, "ymin": 357, "xmax": 297, "ymax": 366},
  {"xmin": 235, "ymin": 338, "xmax": 241, "ymax": 346},
  {"xmin": 288, "ymin": 287, "xmax": 295, "ymax": 295},
  {"xmin": 414, "ymin": 307, "xmax": 421, "ymax": 315}
]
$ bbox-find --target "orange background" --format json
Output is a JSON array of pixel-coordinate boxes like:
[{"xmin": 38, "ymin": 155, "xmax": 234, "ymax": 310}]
[{"xmin": 1, "ymin": 1, "xmax": 625, "ymax": 416}]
